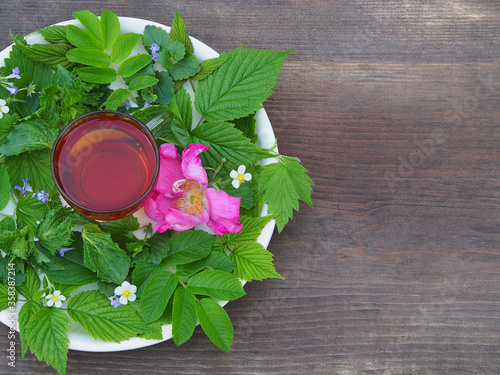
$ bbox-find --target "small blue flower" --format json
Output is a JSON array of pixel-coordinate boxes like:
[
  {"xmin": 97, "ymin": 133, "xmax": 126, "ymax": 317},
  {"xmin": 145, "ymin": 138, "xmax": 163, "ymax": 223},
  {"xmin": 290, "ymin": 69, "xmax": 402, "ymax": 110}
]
[
  {"xmin": 150, "ymin": 43, "xmax": 160, "ymax": 61},
  {"xmin": 14, "ymin": 178, "xmax": 28, "ymax": 196},
  {"xmin": 57, "ymin": 247, "xmax": 73, "ymax": 257},
  {"xmin": 143, "ymin": 102, "xmax": 151, "ymax": 107},
  {"xmin": 33, "ymin": 190, "xmax": 49, "ymax": 204},
  {"xmin": 5, "ymin": 67, "xmax": 21, "ymax": 80},
  {"xmin": 109, "ymin": 295, "xmax": 121, "ymax": 308},
  {"xmin": 6, "ymin": 83, "xmax": 18, "ymax": 95}
]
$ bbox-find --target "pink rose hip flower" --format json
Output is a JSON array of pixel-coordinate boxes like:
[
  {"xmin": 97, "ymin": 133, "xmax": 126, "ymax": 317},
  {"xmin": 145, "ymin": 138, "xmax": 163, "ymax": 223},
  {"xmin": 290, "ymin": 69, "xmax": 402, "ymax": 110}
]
[{"xmin": 145, "ymin": 143, "xmax": 243, "ymax": 235}]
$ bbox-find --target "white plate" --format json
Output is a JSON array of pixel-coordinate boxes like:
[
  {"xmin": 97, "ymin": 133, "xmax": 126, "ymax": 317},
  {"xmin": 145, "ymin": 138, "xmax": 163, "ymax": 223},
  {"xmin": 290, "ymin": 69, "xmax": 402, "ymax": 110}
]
[{"xmin": 0, "ymin": 17, "xmax": 276, "ymax": 352}]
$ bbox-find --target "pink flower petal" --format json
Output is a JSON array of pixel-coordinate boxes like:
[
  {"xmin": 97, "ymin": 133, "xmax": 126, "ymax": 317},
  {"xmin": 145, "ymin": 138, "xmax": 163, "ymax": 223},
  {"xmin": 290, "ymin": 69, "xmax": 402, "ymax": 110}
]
[
  {"xmin": 156, "ymin": 143, "xmax": 184, "ymax": 197},
  {"xmin": 205, "ymin": 188, "xmax": 243, "ymax": 235},
  {"xmin": 181, "ymin": 143, "xmax": 209, "ymax": 186}
]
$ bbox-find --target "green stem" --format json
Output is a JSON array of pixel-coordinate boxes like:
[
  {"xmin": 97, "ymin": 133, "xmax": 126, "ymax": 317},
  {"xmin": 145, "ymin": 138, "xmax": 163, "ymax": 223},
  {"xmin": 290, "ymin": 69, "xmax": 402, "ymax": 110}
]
[
  {"xmin": 0, "ymin": 212, "xmax": 12, "ymax": 218},
  {"xmin": 189, "ymin": 79, "xmax": 196, "ymax": 93},
  {"xmin": 167, "ymin": 264, "xmax": 187, "ymax": 288}
]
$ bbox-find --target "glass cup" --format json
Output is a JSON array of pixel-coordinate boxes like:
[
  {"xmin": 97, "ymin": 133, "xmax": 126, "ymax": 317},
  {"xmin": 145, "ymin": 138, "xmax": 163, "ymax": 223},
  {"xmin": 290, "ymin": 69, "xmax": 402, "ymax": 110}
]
[{"xmin": 51, "ymin": 111, "xmax": 160, "ymax": 221}]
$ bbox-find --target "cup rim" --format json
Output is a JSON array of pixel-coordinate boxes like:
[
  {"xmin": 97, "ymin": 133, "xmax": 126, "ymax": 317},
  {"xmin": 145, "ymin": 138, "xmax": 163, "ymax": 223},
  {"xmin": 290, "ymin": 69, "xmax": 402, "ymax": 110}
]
[{"xmin": 50, "ymin": 110, "xmax": 160, "ymax": 216}]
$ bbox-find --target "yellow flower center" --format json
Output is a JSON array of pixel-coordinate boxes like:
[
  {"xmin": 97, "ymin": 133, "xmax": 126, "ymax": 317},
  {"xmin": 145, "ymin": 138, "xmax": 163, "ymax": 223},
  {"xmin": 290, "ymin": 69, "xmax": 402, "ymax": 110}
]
[
  {"xmin": 237, "ymin": 174, "xmax": 245, "ymax": 181},
  {"xmin": 123, "ymin": 290, "xmax": 131, "ymax": 297},
  {"xmin": 52, "ymin": 296, "xmax": 58, "ymax": 302},
  {"xmin": 174, "ymin": 180, "xmax": 206, "ymax": 216}
]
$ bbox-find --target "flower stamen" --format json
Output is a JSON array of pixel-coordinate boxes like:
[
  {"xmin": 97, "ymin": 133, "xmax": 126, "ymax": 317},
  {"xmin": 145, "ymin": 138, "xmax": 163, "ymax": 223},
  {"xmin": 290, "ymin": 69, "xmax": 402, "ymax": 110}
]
[{"xmin": 173, "ymin": 179, "xmax": 206, "ymax": 215}]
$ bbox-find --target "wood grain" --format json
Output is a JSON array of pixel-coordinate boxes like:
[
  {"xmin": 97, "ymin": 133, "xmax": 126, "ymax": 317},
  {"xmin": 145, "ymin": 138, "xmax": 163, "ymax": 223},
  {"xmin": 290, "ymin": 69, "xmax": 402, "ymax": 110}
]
[{"xmin": 1, "ymin": 1, "xmax": 500, "ymax": 374}]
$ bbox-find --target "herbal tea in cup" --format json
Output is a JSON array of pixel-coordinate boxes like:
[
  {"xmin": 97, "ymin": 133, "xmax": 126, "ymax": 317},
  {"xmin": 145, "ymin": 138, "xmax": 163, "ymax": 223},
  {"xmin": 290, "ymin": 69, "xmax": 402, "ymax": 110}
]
[{"xmin": 51, "ymin": 111, "xmax": 160, "ymax": 220}]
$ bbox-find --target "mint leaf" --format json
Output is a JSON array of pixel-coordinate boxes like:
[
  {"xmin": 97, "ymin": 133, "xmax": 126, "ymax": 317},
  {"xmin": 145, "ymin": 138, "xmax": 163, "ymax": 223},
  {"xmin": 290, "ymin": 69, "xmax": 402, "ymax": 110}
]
[
  {"xmin": 191, "ymin": 121, "xmax": 270, "ymax": 171},
  {"xmin": 169, "ymin": 86, "xmax": 193, "ymax": 133},
  {"xmin": 172, "ymin": 286, "xmax": 197, "ymax": 346},
  {"xmin": 67, "ymin": 290, "xmax": 148, "ymax": 342},
  {"xmin": 16, "ymin": 265, "xmax": 40, "ymax": 298},
  {"xmin": 196, "ymin": 297, "xmax": 234, "ymax": 353},
  {"xmin": 187, "ymin": 270, "xmax": 246, "ymax": 301},
  {"xmin": 140, "ymin": 269, "xmax": 178, "ymax": 323},
  {"xmin": 0, "ymin": 113, "xmax": 18, "ymax": 146},
  {"xmin": 65, "ymin": 24, "xmax": 102, "ymax": 49},
  {"xmin": 73, "ymin": 10, "xmax": 101, "ymax": 41},
  {"xmin": 4, "ymin": 149, "xmax": 54, "ymax": 192},
  {"xmin": 66, "ymin": 47, "xmax": 111, "ymax": 67},
  {"xmin": 131, "ymin": 261, "xmax": 165, "ymax": 297},
  {"xmin": 76, "ymin": 67, "xmax": 117, "ymax": 84},
  {"xmin": 169, "ymin": 51, "xmax": 200, "ymax": 81},
  {"xmin": 99, "ymin": 215, "xmax": 140, "ymax": 242},
  {"xmin": 170, "ymin": 12, "xmax": 194, "ymax": 54},
  {"xmin": 0, "ymin": 167, "xmax": 10, "ymax": 210},
  {"xmin": 81, "ymin": 223, "xmax": 131, "ymax": 284},
  {"xmin": 26, "ymin": 307, "xmax": 70, "ymax": 375},
  {"xmin": 19, "ymin": 300, "xmax": 43, "ymax": 358},
  {"xmin": 100, "ymin": 9, "xmax": 120, "ymax": 50},
  {"xmin": 110, "ymin": 32, "xmax": 142, "ymax": 63},
  {"xmin": 36, "ymin": 237, "xmax": 99, "ymax": 285},
  {"xmin": 36, "ymin": 206, "xmax": 73, "ymax": 255},
  {"xmin": 15, "ymin": 196, "xmax": 47, "ymax": 231},
  {"xmin": 230, "ymin": 242, "xmax": 283, "ymax": 281},
  {"xmin": 153, "ymin": 71, "xmax": 175, "ymax": 105},
  {"xmin": 142, "ymin": 25, "xmax": 172, "ymax": 49},
  {"xmin": 105, "ymin": 88, "xmax": 129, "ymax": 111},
  {"xmin": 0, "ymin": 117, "xmax": 59, "ymax": 156},
  {"xmin": 165, "ymin": 230, "xmax": 214, "ymax": 265},
  {"xmin": 128, "ymin": 75, "xmax": 159, "ymax": 91},
  {"xmin": 195, "ymin": 48, "xmax": 291, "ymax": 122},
  {"xmin": 258, "ymin": 156, "xmax": 313, "ymax": 232}
]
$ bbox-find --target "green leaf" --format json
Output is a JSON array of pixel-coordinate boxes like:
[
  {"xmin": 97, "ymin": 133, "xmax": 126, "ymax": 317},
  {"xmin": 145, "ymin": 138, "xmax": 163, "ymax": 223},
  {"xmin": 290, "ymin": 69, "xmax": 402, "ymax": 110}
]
[
  {"xmin": 153, "ymin": 71, "xmax": 175, "ymax": 105},
  {"xmin": 195, "ymin": 48, "xmax": 291, "ymax": 122},
  {"xmin": 16, "ymin": 265, "xmax": 40, "ymax": 299},
  {"xmin": 0, "ymin": 117, "xmax": 59, "ymax": 156},
  {"xmin": 140, "ymin": 269, "xmax": 178, "ymax": 323},
  {"xmin": 19, "ymin": 300, "xmax": 43, "ymax": 358},
  {"xmin": 26, "ymin": 307, "xmax": 70, "ymax": 375},
  {"xmin": 67, "ymin": 290, "xmax": 148, "ymax": 342},
  {"xmin": 128, "ymin": 75, "xmax": 159, "ymax": 91},
  {"xmin": 172, "ymin": 287, "xmax": 197, "ymax": 346},
  {"xmin": 165, "ymin": 230, "xmax": 214, "ymax": 265},
  {"xmin": 176, "ymin": 251, "xmax": 235, "ymax": 278},
  {"xmin": 131, "ymin": 261, "xmax": 165, "ymax": 297},
  {"xmin": 223, "ymin": 215, "xmax": 274, "ymax": 246},
  {"xmin": 230, "ymin": 242, "xmax": 283, "ymax": 281},
  {"xmin": 66, "ymin": 47, "xmax": 111, "ymax": 67},
  {"xmin": 118, "ymin": 54, "xmax": 152, "ymax": 78},
  {"xmin": 36, "ymin": 239, "xmax": 99, "ymax": 285},
  {"xmin": 0, "ymin": 113, "xmax": 18, "ymax": 146},
  {"xmin": 0, "ymin": 167, "xmax": 10, "ymax": 210},
  {"xmin": 258, "ymin": 156, "xmax": 313, "ymax": 232},
  {"xmin": 100, "ymin": 9, "xmax": 120, "ymax": 50},
  {"xmin": 142, "ymin": 25, "xmax": 172, "ymax": 49},
  {"xmin": 192, "ymin": 55, "xmax": 230, "ymax": 81},
  {"xmin": 170, "ymin": 12, "xmax": 194, "ymax": 53},
  {"xmin": 65, "ymin": 24, "xmax": 102, "ymax": 49},
  {"xmin": 73, "ymin": 10, "xmax": 101, "ymax": 41},
  {"xmin": 187, "ymin": 270, "xmax": 246, "ymax": 301},
  {"xmin": 39, "ymin": 25, "xmax": 69, "ymax": 44},
  {"xmin": 196, "ymin": 298, "xmax": 234, "ymax": 353},
  {"xmin": 4, "ymin": 149, "xmax": 54, "ymax": 192},
  {"xmin": 169, "ymin": 51, "xmax": 200, "ymax": 81},
  {"xmin": 36, "ymin": 206, "xmax": 73, "ymax": 255},
  {"xmin": 15, "ymin": 196, "xmax": 47, "ymax": 231},
  {"xmin": 99, "ymin": 215, "xmax": 140, "ymax": 242},
  {"xmin": 110, "ymin": 32, "xmax": 142, "ymax": 63},
  {"xmin": 191, "ymin": 121, "xmax": 270, "ymax": 171},
  {"xmin": 76, "ymin": 66, "xmax": 117, "ymax": 84},
  {"xmin": 105, "ymin": 88, "xmax": 129, "ymax": 111},
  {"xmin": 81, "ymin": 223, "xmax": 131, "ymax": 284},
  {"xmin": 169, "ymin": 87, "xmax": 193, "ymax": 132},
  {"xmin": 0, "ymin": 283, "xmax": 15, "ymax": 311}
]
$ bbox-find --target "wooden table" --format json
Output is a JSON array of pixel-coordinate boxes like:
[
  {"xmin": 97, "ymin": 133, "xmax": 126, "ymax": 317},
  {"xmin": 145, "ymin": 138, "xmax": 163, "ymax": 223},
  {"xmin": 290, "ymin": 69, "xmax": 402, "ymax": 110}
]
[{"xmin": 1, "ymin": 1, "xmax": 500, "ymax": 374}]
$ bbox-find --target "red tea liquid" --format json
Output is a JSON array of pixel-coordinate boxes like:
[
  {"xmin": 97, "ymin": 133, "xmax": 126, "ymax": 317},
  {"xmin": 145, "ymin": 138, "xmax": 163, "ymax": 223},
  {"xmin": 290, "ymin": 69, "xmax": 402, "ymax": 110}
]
[{"xmin": 53, "ymin": 115, "xmax": 157, "ymax": 212}]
